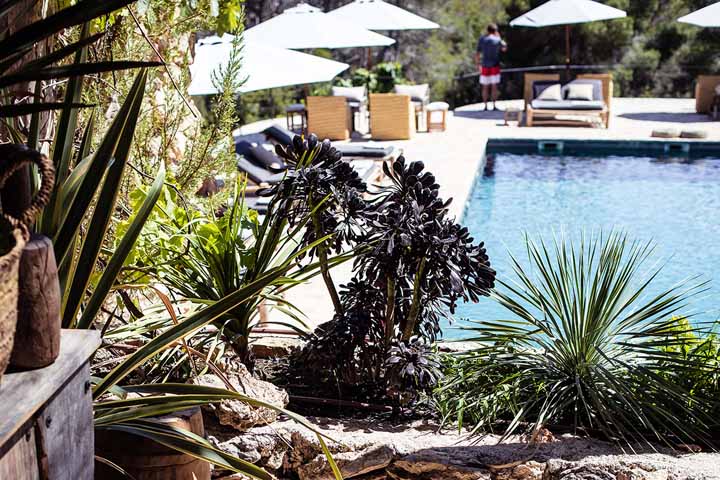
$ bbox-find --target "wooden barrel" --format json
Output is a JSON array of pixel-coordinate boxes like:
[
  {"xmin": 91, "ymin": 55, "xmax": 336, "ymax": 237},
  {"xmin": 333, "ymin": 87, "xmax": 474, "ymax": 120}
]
[{"xmin": 95, "ymin": 407, "xmax": 212, "ymax": 480}]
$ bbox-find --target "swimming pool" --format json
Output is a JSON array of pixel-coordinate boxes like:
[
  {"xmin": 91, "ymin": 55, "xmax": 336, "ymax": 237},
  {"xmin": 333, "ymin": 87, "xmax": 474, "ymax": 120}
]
[{"xmin": 446, "ymin": 151, "xmax": 720, "ymax": 339}]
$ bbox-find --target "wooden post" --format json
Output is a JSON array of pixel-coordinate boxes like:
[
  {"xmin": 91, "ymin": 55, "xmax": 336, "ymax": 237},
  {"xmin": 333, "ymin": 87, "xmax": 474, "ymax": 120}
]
[
  {"xmin": 10, "ymin": 235, "xmax": 61, "ymax": 369},
  {"xmin": 565, "ymin": 25, "xmax": 571, "ymax": 81}
]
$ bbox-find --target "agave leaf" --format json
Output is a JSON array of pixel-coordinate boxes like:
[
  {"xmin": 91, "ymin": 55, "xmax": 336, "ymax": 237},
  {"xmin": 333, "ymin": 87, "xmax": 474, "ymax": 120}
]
[
  {"xmin": 92, "ymin": 262, "xmax": 293, "ymax": 398},
  {"xmin": 0, "ymin": 102, "xmax": 93, "ymax": 117},
  {"xmin": 3, "ymin": 32, "xmax": 105, "ymax": 75},
  {"xmin": 0, "ymin": 61, "xmax": 162, "ymax": 89},
  {"xmin": 40, "ymin": 22, "xmax": 91, "ymax": 236},
  {"xmin": 0, "ymin": 0, "xmax": 136, "ymax": 61},
  {"xmin": 52, "ymin": 69, "xmax": 148, "ymax": 268},
  {"xmin": 61, "ymin": 66, "xmax": 147, "ymax": 327},
  {"xmin": 96, "ymin": 420, "xmax": 272, "ymax": 480},
  {"xmin": 75, "ymin": 165, "xmax": 165, "ymax": 330}
]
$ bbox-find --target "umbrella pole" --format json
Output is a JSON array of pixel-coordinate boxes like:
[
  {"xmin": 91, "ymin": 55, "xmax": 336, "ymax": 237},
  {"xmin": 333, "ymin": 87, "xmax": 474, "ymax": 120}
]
[
  {"xmin": 565, "ymin": 25, "xmax": 571, "ymax": 80},
  {"xmin": 366, "ymin": 47, "xmax": 373, "ymax": 69}
]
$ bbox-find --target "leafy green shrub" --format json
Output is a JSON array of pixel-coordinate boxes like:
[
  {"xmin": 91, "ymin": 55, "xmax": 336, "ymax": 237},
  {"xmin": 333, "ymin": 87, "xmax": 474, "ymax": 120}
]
[
  {"xmin": 373, "ymin": 62, "xmax": 405, "ymax": 93},
  {"xmin": 437, "ymin": 232, "xmax": 714, "ymax": 446},
  {"xmin": 658, "ymin": 317, "xmax": 720, "ymax": 421}
]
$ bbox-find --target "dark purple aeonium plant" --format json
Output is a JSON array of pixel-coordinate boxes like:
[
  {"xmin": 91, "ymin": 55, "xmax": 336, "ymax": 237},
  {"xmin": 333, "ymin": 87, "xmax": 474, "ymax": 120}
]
[{"xmin": 274, "ymin": 137, "xmax": 495, "ymax": 404}]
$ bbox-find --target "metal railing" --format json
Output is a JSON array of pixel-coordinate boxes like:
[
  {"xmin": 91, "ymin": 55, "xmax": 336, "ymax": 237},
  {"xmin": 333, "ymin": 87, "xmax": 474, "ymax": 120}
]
[{"xmin": 449, "ymin": 64, "xmax": 710, "ymax": 108}]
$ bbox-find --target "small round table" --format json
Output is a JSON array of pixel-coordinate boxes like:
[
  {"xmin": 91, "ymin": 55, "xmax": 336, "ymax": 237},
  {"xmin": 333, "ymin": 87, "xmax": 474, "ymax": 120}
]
[{"xmin": 286, "ymin": 103, "xmax": 307, "ymax": 133}]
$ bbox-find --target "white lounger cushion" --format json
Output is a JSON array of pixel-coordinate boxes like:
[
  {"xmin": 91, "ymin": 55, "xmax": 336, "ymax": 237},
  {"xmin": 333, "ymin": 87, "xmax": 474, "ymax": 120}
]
[{"xmin": 531, "ymin": 99, "xmax": 605, "ymax": 111}]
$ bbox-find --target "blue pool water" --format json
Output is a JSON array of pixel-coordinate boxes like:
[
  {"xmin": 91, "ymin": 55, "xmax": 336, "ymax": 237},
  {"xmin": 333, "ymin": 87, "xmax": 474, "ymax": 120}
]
[{"xmin": 445, "ymin": 153, "xmax": 720, "ymax": 339}]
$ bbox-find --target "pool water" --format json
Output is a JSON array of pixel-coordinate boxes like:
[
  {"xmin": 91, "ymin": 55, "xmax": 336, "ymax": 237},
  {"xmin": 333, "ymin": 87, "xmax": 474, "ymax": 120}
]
[{"xmin": 446, "ymin": 153, "xmax": 720, "ymax": 339}]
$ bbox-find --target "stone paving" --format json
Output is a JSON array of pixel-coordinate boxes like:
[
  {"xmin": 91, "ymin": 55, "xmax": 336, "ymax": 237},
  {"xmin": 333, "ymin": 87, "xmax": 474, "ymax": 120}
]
[{"xmin": 239, "ymin": 97, "xmax": 720, "ymax": 334}]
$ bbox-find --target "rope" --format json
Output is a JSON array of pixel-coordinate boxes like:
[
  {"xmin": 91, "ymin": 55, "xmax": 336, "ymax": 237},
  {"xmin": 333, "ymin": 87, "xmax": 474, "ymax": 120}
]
[{"xmin": 0, "ymin": 144, "xmax": 55, "ymax": 230}]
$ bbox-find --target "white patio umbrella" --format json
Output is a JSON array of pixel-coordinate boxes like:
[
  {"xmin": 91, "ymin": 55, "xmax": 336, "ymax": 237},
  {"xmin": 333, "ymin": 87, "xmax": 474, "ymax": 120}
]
[
  {"xmin": 510, "ymin": 0, "xmax": 626, "ymax": 74},
  {"xmin": 188, "ymin": 35, "xmax": 349, "ymax": 95},
  {"xmin": 244, "ymin": 3, "xmax": 395, "ymax": 50},
  {"xmin": 326, "ymin": 0, "xmax": 439, "ymax": 31},
  {"xmin": 678, "ymin": 2, "xmax": 720, "ymax": 27}
]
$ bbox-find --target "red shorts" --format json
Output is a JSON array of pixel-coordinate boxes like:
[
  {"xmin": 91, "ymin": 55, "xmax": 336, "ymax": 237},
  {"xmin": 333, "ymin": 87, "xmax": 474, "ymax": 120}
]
[{"xmin": 480, "ymin": 66, "xmax": 501, "ymax": 85}]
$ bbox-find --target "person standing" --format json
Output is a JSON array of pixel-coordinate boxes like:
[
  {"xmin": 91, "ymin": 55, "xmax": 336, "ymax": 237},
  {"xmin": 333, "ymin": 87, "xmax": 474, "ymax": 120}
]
[{"xmin": 475, "ymin": 24, "xmax": 507, "ymax": 111}]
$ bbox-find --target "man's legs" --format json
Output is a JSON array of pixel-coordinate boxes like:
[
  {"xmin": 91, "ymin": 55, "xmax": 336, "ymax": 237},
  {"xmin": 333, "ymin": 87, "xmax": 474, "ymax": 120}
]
[
  {"xmin": 491, "ymin": 83, "xmax": 499, "ymax": 109},
  {"xmin": 482, "ymin": 84, "xmax": 490, "ymax": 109}
]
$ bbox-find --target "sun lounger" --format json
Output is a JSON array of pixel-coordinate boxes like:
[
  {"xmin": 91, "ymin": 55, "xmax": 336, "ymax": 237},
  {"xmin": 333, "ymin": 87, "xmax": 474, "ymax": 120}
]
[
  {"xmin": 237, "ymin": 155, "xmax": 286, "ymax": 186},
  {"xmin": 235, "ymin": 140, "xmax": 287, "ymax": 171},
  {"xmin": 524, "ymin": 73, "xmax": 612, "ymax": 128},
  {"xmin": 263, "ymin": 125, "xmax": 295, "ymax": 146},
  {"xmin": 262, "ymin": 124, "xmax": 399, "ymax": 162}
]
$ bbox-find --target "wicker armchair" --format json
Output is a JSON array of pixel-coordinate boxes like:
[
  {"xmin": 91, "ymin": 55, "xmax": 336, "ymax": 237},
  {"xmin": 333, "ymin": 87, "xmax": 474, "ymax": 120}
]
[
  {"xmin": 369, "ymin": 93, "xmax": 415, "ymax": 140},
  {"xmin": 307, "ymin": 96, "xmax": 351, "ymax": 140},
  {"xmin": 695, "ymin": 75, "xmax": 720, "ymax": 114}
]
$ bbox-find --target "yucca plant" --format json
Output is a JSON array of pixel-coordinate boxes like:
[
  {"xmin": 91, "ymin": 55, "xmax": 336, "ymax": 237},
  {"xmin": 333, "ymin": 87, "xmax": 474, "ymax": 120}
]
[{"xmin": 440, "ymin": 232, "xmax": 714, "ymax": 447}]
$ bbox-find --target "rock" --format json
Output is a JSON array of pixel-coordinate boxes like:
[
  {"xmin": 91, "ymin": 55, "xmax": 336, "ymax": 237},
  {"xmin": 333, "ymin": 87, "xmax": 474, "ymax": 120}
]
[
  {"xmin": 546, "ymin": 459, "xmax": 671, "ymax": 480},
  {"xmin": 387, "ymin": 448, "xmax": 492, "ymax": 480},
  {"xmin": 211, "ymin": 426, "xmax": 286, "ymax": 469},
  {"xmin": 190, "ymin": 365, "xmax": 288, "ymax": 431},
  {"xmin": 495, "ymin": 461, "xmax": 545, "ymax": 480},
  {"xmin": 298, "ymin": 445, "xmax": 395, "ymax": 480},
  {"xmin": 251, "ymin": 336, "xmax": 302, "ymax": 359}
]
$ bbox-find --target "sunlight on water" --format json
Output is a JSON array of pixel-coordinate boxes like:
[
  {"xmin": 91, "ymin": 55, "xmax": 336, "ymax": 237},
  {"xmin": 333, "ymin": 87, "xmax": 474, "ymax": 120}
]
[{"xmin": 445, "ymin": 153, "xmax": 720, "ymax": 340}]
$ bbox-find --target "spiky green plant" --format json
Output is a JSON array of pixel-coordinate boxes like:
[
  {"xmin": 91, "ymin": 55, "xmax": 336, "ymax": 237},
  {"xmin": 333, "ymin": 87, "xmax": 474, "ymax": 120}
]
[{"xmin": 439, "ymin": 231, "xmax": 714, "ymax": 447}]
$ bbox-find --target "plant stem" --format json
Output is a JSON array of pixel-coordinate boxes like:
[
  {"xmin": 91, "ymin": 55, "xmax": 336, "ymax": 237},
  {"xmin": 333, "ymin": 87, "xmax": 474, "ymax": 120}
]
[
  {"xmin": 309, "ymin": 193, "xmax": 343, "ymax": 316},
  {"xmin": 384, "ymin": 276, "xmax": 396, "ymax": 350},
  {"xmin": 402, "ymin": 257, "xmax": 427, "ymax": 341}
]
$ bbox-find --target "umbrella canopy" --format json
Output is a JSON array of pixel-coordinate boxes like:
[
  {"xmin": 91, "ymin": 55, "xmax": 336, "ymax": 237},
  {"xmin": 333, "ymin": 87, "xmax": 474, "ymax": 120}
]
[
  {"xmin": 509, "ymin": 0, "xmax": 626, "ymax": 27},
  {"xmin": 188, "ymin": 35, "xmax": 349, "ymax": 95},
  {"xmin": 244, "ymin": 2, "xmax": 395, "ymax": 50},
  {"xmin": 678, "ymin": 2, "xmax": 720, "ymax": 27},
  {"xmin": 327, "ymin": 0, "xmax": 438, "ymax": 31},
  {"xmin": 510, "ymin": 0, "xmax": 626, "ymax": 73}
]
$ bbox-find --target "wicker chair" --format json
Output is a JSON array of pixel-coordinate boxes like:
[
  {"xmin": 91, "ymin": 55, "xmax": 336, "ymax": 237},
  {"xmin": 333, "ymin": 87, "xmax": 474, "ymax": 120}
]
[
  {"xmin": 369, "ymin": 93, "xmax": 416, "ymax": 140},
  {"xmin": 695, "ymin": 75, "xmax": 720, "ymax": 114},
  {"xmin": 307, "ymin": 96, "xmax": 351, "ymax": 140}
]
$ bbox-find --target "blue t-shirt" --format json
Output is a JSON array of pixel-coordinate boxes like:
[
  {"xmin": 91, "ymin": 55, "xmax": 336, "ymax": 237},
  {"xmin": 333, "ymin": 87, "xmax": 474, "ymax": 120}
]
[{"xmin": 477, "ymin": 35, "xmax": 505, "ymax": 67}]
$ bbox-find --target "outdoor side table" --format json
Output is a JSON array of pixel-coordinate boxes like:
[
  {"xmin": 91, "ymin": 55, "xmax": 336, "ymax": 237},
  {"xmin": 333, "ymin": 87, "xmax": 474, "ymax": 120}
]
[
  {"xmin": 426, "ymin": 101, "xmax": 449, "ymax": 132},
  {"xmin": 504, "ymin": 107, "xmax": 523, "ymax": 126},
  {"xmin": 0, "ymin": 329, "xmax": 100, "ymax": 480},
  {"xmin": 285, "ymin": 103, "xmax": 307, "ymax": 133}
]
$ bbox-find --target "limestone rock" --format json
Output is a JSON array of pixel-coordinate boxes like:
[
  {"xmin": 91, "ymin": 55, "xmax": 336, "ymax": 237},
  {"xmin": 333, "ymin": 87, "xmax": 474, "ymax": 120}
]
[
  {"xmin": 495, "ymin": 461, "xmax": 545, "ymax": 480},
  {"xmin": 251, "ymin": 336, "xmax": 302, "ymax": 359},
  {"xmin": 297, "ymin": 445, "xmax": 395, "ymax": 480},
  {"xmin": 190, "ymin": 365, "xmax": 288, "ymax": 431},
  {"xmin": 387, "ymin": 448, "xmax": 492, "ymax": 480}
]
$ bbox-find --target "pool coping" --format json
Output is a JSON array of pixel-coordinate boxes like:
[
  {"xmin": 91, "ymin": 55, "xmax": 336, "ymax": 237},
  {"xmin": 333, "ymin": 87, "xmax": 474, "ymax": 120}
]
[{"xmin": 486, "ymin": 137, "xmax": 720, "ymax": 157}]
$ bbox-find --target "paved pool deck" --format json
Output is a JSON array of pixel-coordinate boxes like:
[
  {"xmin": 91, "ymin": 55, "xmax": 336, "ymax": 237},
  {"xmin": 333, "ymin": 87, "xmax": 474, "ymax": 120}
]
[{"xmin": 240, "ymin": 97, "xmax": 720, "ymax": 333}]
